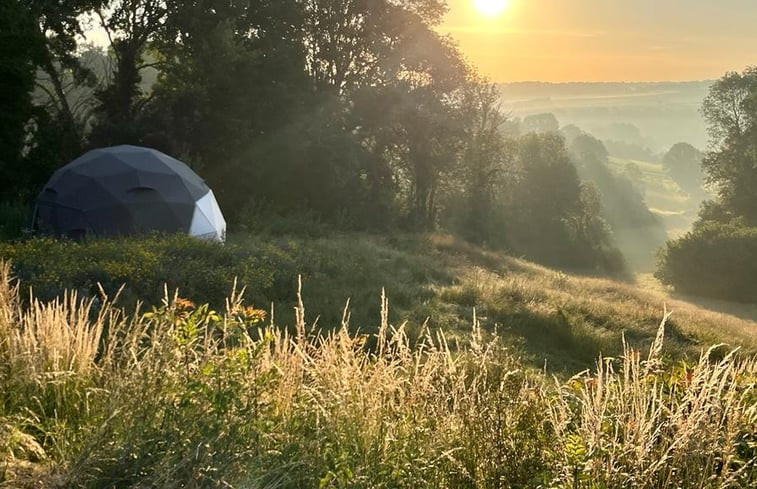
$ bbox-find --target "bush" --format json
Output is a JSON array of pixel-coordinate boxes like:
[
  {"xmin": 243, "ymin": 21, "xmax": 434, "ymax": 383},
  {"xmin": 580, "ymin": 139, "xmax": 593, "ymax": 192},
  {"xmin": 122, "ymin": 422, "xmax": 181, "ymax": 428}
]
[
  {"xmin": 0, "ymin": 234, "xmax": 297, "ymax": 308},
  {"xmin": 0, "ymin": 233, "xmax": 457, "ymax": 332},
  {"xmin": 0, "ymin": 202, "xmax": 30, "ymax": 240},
  {"xmin": 656, "ymin": 221, "xmax": 757, "ymax": 302}
]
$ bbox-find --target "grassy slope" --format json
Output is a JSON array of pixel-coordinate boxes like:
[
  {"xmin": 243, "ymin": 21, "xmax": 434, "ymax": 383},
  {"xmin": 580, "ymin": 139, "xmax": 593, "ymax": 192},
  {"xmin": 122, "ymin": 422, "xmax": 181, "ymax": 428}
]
[
  {"xmin": 3, "ymin": 253, "xmax": 755, "ymax": 488},
  {"xmin": 230, "ymin": 232, "xmax": 757, "ymax": 374}
]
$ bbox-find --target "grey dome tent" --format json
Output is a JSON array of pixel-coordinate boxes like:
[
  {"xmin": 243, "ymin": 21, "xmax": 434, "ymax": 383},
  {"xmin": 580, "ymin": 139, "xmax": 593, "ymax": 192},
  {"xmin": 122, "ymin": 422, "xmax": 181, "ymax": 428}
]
[{"xmin": 33, "ymin": 145, "xmax": 226, "ymax": 242}]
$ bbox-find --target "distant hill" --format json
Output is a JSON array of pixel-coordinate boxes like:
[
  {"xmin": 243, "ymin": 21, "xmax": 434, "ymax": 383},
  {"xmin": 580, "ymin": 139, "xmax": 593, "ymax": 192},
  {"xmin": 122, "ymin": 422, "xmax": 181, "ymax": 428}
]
[{"xmin": 498, "ymin": 81, "xmax": 712, "ymax": 151}]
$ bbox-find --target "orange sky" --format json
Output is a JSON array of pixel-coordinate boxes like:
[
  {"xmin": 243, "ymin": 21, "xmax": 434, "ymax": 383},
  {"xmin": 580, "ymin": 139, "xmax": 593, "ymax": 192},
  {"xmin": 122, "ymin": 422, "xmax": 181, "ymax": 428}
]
[{"xmin": 439, "ymin": 0, "xmax": 757, "ymax": 82}]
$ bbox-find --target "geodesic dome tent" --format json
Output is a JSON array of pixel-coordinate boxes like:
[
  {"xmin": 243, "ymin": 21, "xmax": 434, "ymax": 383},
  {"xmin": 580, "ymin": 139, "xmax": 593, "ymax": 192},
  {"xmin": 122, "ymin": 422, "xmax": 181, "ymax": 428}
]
[{"xmin": 33, "ymin": 145, "xmax": 226, "ymax": 242}]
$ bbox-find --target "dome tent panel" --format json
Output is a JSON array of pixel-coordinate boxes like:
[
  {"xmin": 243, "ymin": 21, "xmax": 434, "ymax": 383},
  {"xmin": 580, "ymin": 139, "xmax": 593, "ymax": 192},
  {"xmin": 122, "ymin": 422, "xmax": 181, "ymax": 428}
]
[
  {"xmin": 34, "ymin": 145, "xmax": 226, "ymax": 242},
  {"xmin": 190, "ymin": 191, "xmax": 226, "ymax": 242},
  {"xmin": 34, "ymin": 204, "xmax": 91, "ymax": 239},
  {"xmin": 125, "ymin": 201, "xmax": 194, "ymax": 234}
]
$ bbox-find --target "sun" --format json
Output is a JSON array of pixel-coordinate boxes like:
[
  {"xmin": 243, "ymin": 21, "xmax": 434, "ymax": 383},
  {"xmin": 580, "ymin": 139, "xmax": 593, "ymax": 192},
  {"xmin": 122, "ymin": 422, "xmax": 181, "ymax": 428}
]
[{"xmin": 473, "ymin": 0, "xmax": 510, "ymax": 17}]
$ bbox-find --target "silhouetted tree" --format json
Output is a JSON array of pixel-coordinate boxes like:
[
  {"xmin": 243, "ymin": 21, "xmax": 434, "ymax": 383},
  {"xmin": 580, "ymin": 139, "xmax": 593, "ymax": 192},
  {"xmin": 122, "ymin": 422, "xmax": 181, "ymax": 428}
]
[
  {"xmin": 0, "ymin": 1, "xmax": 42, "ymax": 201},
  {"xmin": 700, "ymin": 67, "xmax": 757, "ymax": 223},
  {"xmin": 1, "ymin": 0, "xmax": 105, "ymax": 201},
  {"xmin": 663, "ymin": 142, "xmax": 704, "ymax": 195}
]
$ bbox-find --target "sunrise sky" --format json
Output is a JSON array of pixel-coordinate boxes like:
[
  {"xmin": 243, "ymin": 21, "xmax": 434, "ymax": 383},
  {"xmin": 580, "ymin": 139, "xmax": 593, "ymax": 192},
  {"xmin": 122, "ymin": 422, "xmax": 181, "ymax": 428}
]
[{"xmin": 440, "ymin": 0, "xmax": 757, "ymax": 82}]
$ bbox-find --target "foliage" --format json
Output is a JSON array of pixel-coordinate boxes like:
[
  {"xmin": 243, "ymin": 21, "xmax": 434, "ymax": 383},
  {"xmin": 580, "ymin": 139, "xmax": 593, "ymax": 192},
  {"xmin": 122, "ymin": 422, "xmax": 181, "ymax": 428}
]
[
  {"xmin": 0, "ymin": 235, "xmax": 294, "ymax": 308},
  {"xmin": 570, "ymin": 133, "xmax": 667, "ymax": 270},
  {"xmin": 505, "ymin": 133, "xmax": 625, "ymax": 274},
  {"xmin": 87, "ymin": 0, "xmax": 167, "ymax": 146},
  {"xmin": 1, "ymin": 261, "xmax": 755, "ymax": 488},
  {"xmin": 0, "ymin": 203, "xmax": 31, "ymax": 241},
  {"xmin": 663, "ymin": 142, "xmax": 705, "ymax": 195},
  {"xmin": 446, "ymin": 80, "xmax": 512, "ymax": 245},
  {"xmin": 701, "ymin": 66, "xmax": 757, "ymax": 223},
  {"xmin": 6, "ymin": 232, "xmax": 753, "ymax": 375},
  {"xmin": 655, "ymin": 67, "xmax": 757, "ymax": 302},
  {"xmin": 656, "ymin": 221, "xmax": 757, "ymax": 302},
  {"xmin": 4, "ymin": 0, "xmax": 627, "ymax": 274},
  {"xmin": 0, "ymin": 1, "xmax": 42, "ymax": 202}
]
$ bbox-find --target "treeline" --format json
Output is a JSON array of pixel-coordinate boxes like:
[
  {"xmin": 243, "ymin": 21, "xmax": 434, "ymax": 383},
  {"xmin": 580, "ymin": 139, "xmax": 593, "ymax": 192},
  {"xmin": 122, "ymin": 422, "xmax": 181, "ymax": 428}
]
[
  {"xmin": 1, "ymin": 0, "xmax": 645, "ymax": 273},
  {"xmin": 657, "ymin": 66, "xmax": 757, "ymax": 301}
]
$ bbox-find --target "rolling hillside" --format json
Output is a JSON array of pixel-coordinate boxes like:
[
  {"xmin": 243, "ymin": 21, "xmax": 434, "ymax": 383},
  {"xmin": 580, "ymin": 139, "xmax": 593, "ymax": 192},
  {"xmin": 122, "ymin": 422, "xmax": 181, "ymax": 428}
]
[
  {"xmin": 2, "ymin": 232, "xmax": 756, "ymax": 487},
  {"xmin": 3, "ymin": 232, "xmax": 753, "ymax": 374}
]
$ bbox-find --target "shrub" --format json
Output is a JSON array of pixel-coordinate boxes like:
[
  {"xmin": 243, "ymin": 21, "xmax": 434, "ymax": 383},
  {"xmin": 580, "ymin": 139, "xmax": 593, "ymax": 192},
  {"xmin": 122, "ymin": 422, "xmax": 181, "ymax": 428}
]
[
  {"xmin": 0, "ymin": 234, "xmax": 296, "ymax": 308},
  {"xmin": 656, "ymin": 221, "xmax": 757, "ymax": 302},
  {"xmin": 0, "ymin": 202, "xmax": 30, "ymax": 240}
]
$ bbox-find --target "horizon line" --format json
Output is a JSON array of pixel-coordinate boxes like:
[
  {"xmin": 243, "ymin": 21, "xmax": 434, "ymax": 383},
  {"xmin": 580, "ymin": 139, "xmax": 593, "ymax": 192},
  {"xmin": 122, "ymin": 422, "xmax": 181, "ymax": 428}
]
[{"xmin": 493, "ymin": 79, "xmax": 716, "ymax": 84}]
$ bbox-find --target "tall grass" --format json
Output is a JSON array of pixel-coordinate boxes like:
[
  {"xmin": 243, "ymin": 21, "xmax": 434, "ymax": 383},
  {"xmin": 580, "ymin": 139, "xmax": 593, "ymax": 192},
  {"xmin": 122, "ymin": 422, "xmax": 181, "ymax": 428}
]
[{"xmin": 0, "ymin": 260, "xmax": 755, "ymax": 488}]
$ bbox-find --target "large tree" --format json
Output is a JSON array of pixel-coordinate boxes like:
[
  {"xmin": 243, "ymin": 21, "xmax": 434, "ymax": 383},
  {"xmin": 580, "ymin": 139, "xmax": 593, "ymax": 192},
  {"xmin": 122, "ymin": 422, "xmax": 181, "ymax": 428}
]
[
  {"xmin": 0, "ymin": 1, "xmax": 42, "ymax": 201},
  {"xmin": 507, "ymin": 133, "xmax": 619, "ymax": 271},
  {"xmin": 700, "ymin": 66, "xmax": 757, "ymax": 222},
  {"xmin": 0, "ymin": 0, "xmax": 105, "ymax": 201},
  {"xmin": 455, "ymin": 79, "xmax": 511, "ymax": 243},
  {"xmin": 302, "ymin": 0, "xmax": 449, "ymax": 94}
]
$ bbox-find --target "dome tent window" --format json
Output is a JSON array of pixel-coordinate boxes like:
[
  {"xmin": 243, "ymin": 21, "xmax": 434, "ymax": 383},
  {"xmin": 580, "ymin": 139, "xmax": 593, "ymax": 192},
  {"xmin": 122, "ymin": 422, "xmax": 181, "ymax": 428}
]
[{"xmin": 33, "ymin": 145, "xmax": 226, "ymax": 242}]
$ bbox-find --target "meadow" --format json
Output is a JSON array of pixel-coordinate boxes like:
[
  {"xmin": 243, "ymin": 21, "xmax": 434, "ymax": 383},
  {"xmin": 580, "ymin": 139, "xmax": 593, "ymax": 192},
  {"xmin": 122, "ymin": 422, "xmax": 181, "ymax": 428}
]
[{"xmin": 1, "ymin": 233, "xmax": 756, "ymax": 487}]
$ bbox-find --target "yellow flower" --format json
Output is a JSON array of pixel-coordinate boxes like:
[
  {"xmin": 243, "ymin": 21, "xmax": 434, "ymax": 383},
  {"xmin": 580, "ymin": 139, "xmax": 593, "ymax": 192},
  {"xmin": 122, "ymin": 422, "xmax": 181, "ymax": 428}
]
[
  {"xmin": 244, "ymin": 306, "xmax": 267, "ymax": 323},
  {"xmin": 174, "ymin": 298, "xmax": 196, "ymax": 310}
]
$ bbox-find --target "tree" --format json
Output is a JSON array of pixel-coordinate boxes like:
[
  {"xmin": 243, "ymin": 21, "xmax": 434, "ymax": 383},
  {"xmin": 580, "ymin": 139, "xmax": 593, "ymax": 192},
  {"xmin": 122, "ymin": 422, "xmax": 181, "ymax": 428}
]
[
  {"xmin": 143, "ymin": 1, "xmax": 311, "ymax": 216},
  {"xmin": 299, "ymin": 0, "xmax": 467, "ymax": 229},
  {"xmin": 522, "ymin": 113, "xmax": 559, "ymax": 134},
  {"xmin": 0, "ymin": 0, "xmax": 105, "ymax": 202},
  {"xmin": 663, "ymin": 142, "xmax": 704, "ymax": 195},
  {"xmin": 700, "ymin": 66, "xmax": 757, "ymax": 222},
  {"xmin": 508, "ymin": 133, "xmax": 599, "ymax": 268},
  {"xmin": 0, "ymin": 1, "xmax": 42, "ymax": 201},
  {"xmin": 570, "ymin": 134, "xmax": 665, "ymax": 270},
  {"xmin": 29, "ymin": 0, "xmax": 106, "ymax": 146},
  {"xmin": 656, "ymin": 67, "xmax": 757, "ymax": 301},
  {"xmin": 302, "ymin": 0, "xmax": 449, "ymax": 94},
  {"xmin": 88, "ymin": 0, "xmax": 167, "ymax": 146},
  {"xmin": 455, "ymin": 79, "xmax": 511, "ymax": 244}
]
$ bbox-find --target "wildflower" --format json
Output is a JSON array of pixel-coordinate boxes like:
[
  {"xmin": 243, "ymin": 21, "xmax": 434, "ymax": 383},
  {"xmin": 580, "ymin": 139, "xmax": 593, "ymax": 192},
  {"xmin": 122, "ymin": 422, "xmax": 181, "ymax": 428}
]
[
  {"xmin": 175, "ymin": 298, "xmax": 196, "ymax": 310},
  {"xmin": 243, "ymin": 306, "xmax": 267, "ymax": 323}
]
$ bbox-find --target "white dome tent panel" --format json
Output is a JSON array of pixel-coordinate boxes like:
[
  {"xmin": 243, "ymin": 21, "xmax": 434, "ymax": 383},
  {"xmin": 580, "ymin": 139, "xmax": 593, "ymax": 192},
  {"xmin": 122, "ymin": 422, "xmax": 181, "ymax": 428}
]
[{"xmin": 190, "ymin": 190, "xmax": 226, "ymax": 242}]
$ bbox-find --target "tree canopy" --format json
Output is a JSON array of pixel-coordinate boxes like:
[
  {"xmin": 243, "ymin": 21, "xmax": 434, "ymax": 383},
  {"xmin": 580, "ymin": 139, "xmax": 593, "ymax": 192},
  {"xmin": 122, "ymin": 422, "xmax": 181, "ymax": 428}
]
[
  {"xmin": 701, "ymin": 66, "xmax": 757, "ymax": 222},
  {"xmin": 1, "ymin": 0, "xmax": 628, "ymax": 274}
]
